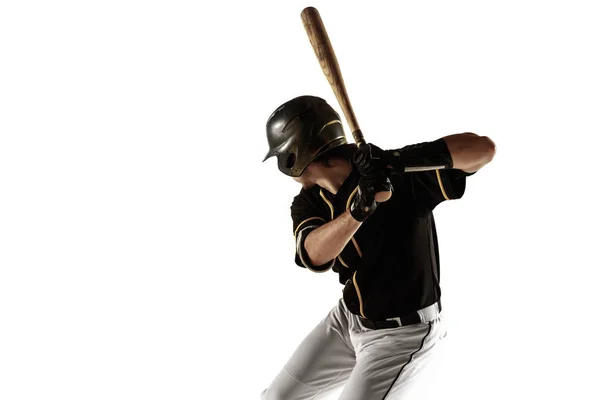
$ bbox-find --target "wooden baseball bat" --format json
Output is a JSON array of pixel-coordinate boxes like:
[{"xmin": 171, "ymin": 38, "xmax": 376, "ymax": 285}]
[{"xmin": 300, "ymin": 6, "xmax": 392, "ymax": 202}]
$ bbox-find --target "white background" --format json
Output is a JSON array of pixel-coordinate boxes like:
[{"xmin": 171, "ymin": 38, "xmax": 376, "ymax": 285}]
[{"xmin": 1, "ymin": 0, "xmax": 599, "ymax": 399}]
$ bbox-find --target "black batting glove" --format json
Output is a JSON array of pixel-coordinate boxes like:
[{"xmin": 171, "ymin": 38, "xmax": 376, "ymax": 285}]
[
  {"xmin": 350, "ymin": 179, "xmax": 378, "ymax": 222},
  {"xmin": 349, "ymin": 143, "xmax": 393, "ymax": 222}
]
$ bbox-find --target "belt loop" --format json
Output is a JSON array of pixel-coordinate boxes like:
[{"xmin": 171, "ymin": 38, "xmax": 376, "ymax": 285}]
[
  {"xmin": 417, "ymin": 309, "xmax": 425, "ymax": 323},
  {"xmin": 386, "ymin": 316, "xmax": 402, "ymax": 326}
]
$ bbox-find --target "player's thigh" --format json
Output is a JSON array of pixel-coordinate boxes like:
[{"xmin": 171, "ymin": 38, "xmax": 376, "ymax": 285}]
[
  {"xmin": 261, "ymin": 310, "xmax": 356, "ymax": 399},
  {"xmin": 260, "ymin": 366, "xmax": 351, "ymax": 400},
  {"xmin": 338, "ymin": 320, "xmax": 441, "ymax": 400}
]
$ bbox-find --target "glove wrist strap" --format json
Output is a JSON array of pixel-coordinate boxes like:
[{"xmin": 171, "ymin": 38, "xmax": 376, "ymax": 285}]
[{"xmin": 350, "ymin": 196, "xmax": 374, "ymax": 222}]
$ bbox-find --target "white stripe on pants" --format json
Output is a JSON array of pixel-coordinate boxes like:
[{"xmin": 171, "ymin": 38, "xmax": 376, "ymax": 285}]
[{"xmin": 261, "ymin": 298, "xmax": 445, "ymax": 399}]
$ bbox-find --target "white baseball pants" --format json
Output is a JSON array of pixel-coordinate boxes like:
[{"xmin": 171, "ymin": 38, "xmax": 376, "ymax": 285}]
[{"xmin": 260, "ymin": 298, "xmax": 446, "ymax": 399}]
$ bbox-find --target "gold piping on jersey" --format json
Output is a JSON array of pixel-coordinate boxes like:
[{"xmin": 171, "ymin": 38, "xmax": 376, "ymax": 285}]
[
  {"xmin": 319, "ymin": 189, "xmax": 335, "ymax": 220},
  {"xmin": 345, "ymin": 186, "xmax": 363, "ymax": 258},
  {"xmin": 346, "ymin": 186, "xmax": 359, "ymax": 209},
  {"xmin": 338, "ymin": 255, "xmax": 350, "ymax": 268},
  {"xmin": 294, "ymin": 216, "xmax": 326, "ymax": 238},
  {"xmin": 351, "ymin": 238, "xmax": 363, "ymax": 258},
  {"xmin": 352, "ymin": 271, "xmax": 366, "ymax": 318},
  {"xmin": 436, "ymin": 170, "xmax": 450, "ymax": 201}
]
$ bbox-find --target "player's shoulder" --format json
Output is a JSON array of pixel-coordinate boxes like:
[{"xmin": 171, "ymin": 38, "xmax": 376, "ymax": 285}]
[
  {"xmin": 368, "ymin": 143, "xmax": 390, "ymax": 156},
  {"xmin": 291, "ymin": 185, "xmax": 322, "ymax": 207},
  {"xmin": 290, "ymin": 186, "xmax": 328, "ymax": 223}
]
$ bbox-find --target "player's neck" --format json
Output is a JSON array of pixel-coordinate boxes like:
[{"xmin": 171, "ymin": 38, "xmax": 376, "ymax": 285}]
[{"xmin": 317, "ymin": 159, "xmax": 353, "ymax": 195}]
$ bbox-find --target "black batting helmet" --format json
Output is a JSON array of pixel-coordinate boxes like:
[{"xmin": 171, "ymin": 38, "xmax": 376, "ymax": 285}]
[{"xmin": 263, "ymin": 95, "xmax": 348, "ymax": 177}]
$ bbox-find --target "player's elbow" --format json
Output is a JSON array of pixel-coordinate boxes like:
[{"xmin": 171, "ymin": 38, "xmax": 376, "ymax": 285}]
[
  {"xmin": 449, "ymin": 133, "xmax": 496, "ymax": 173},
  {"xmin": 470, "ymin": 133, "xmax": 496, "ymax": 169},
  {"xmin": 480, "ymin": 136, "xmax": 496, "ymax": 163},
  {"xmin": 478, "ymin": 135, "xmax": 496, "ymax": 165}
]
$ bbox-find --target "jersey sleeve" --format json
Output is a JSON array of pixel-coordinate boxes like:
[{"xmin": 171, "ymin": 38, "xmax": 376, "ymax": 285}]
[
  {"xmin": 291, "ymin": 191, "xmax": 335, "ymax": 272},
  {"xmin": 412, "ymin": 168, "xmax": 476, "ymax": 210},
  {"xmin": 379, "ymin": 141, "xmax": 476, "ymax": 211}
]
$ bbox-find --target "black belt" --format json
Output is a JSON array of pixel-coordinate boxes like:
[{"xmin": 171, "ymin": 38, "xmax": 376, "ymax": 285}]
[{"xmin": 359, "ymin": 300, "xmax": 442, "ymax": 330}]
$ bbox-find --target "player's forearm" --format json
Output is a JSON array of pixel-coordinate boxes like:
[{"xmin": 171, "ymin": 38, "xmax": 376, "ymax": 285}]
[
  {"xmin": 442, "ymin": 133, "xmax": 496, "ymax": 173},
  {"xmin": 304, "ymin": 210, "xmax": 362, "ymax": 266}
]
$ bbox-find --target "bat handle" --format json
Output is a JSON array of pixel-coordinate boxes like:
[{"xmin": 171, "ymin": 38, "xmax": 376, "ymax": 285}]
[{"xmin": 352, "ymin": 129, "xmax": 366, "ymax": 147}]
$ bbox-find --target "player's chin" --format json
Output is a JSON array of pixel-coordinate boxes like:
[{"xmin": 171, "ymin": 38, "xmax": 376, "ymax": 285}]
[
  {"xmin": 297, "ymin": 179, "xmax": 315, "ymax": 190},
  {"xmin": 293, "ymin": 173, "xmax": 315, "ymax": 190}
]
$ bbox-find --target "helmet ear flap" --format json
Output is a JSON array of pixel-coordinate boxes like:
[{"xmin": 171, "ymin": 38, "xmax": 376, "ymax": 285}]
[
  {"xmin": 285, "ymin": 153, "xmax": 297, "ymax": 170},
  {"xmin": 276, "ymin": 145, "xmax": 302, "ymax": 176}
]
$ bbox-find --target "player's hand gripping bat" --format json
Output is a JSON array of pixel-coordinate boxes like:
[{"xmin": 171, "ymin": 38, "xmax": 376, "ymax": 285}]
[{"xmin": 300, "ymin": 7, "xmax": 392, "ymax": 203}]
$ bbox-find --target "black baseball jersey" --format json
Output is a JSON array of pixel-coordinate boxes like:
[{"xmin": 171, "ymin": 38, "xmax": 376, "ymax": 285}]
[{"xmin": 291, "ymin": 145, "xmax": 475, "ymax": 321}]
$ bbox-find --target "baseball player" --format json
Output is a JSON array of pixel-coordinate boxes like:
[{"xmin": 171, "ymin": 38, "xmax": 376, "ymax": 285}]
[{"xmin": 260, "ymin": 95, "xmax": 495, "ymax": 399}]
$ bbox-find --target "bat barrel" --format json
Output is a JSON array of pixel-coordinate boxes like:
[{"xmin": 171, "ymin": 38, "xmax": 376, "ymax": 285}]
[{"xmin": 300, "ymin": 7, "xmax": 361, "ymax": 135}]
